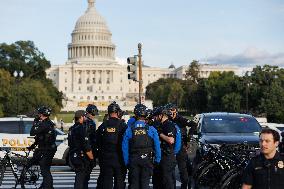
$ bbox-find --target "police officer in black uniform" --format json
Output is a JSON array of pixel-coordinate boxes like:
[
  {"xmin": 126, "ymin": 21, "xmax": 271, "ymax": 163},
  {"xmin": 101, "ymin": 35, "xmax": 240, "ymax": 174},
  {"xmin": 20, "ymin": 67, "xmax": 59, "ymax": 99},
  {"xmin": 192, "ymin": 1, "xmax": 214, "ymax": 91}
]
[
  {"xmin": 68, "ymin": 110, "xmax": 94, "ymax": 189},
  {"xmin": 166, "ymin": 103, "xmax": 196, "ymax": 189},
  {"xmin": 153, "ymin": 106, "xmax": 181, "ymax": 189},
  {"xmin": 242, "ymin": 128, "xmax": 284, "ymax": 189},
  {"xmin": 85, "ymin": 104, "xmax": 99, "ymax": 185},
  {"xmin": 27, "ymin": 106, "xmax": 57, "ymax": 189},
  {"xmin": 96, "ymin": 102, "xmax": 127, "ymax": 189}
]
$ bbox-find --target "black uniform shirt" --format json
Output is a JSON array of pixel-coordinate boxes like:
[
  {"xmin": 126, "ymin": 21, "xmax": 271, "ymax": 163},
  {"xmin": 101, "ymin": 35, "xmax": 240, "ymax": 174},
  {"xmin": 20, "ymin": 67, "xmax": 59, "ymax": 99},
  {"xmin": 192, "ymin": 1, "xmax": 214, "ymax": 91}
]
[
  {"xmin": 243, "ymin": 152, "xmax": 284, "ymax": 189},
  {"xmin": 160, "ymin": 119, "xmax": 177, "ymax": 154},
  {"xmin": 172, "ymin": 114, "xmax": 196, "ymax": 144},
  {"xmin": 69, "ymin": 123, "xmax": 92, "ymax": 153}
]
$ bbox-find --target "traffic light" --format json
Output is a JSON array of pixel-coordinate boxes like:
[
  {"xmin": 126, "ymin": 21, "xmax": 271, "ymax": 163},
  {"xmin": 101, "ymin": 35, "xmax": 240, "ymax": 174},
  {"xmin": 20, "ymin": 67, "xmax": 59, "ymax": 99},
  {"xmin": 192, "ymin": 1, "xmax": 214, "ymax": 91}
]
[{"xmin": 127, "ymin": 56, "xmax": 138, "ymax": 81}]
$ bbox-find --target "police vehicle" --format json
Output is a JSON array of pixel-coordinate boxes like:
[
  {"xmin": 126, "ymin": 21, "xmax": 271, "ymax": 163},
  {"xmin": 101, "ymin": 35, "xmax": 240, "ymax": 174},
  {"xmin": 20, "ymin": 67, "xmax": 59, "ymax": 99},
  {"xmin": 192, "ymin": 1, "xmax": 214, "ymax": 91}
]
[
  {"xmin": 192, "ymin": 112, "xmax": 261, "ymax": 163},
  {"xmin": 0, "ymin": 116, "xmax": 69, "ymax": 165}
]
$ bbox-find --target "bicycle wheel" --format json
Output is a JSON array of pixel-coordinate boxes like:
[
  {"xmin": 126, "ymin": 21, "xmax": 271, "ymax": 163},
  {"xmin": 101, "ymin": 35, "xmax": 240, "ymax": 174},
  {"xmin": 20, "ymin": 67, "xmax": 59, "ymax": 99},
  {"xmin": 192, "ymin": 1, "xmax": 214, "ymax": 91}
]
[
  {"xmin": 214, "ymin": 168, "xmax": 239, "ymax": 189},
  {"xmin": 20, "ymin": 165, "xmax": 41, "ymax": 188},
  {"xmin": 0, "ymin": 160, "xmax": 6, "ymax": 186},
  {"xmin": 220, "ymin": 170, "xmax": 242, "ymax": 189}
]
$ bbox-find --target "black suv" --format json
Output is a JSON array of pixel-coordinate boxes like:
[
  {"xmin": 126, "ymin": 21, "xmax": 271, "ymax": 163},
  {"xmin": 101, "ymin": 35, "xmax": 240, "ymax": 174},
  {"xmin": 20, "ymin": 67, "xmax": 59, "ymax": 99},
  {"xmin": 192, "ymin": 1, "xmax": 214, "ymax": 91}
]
[{"xmin": 192, "ymin": 112, "xmax": 261, "ymax": 162}]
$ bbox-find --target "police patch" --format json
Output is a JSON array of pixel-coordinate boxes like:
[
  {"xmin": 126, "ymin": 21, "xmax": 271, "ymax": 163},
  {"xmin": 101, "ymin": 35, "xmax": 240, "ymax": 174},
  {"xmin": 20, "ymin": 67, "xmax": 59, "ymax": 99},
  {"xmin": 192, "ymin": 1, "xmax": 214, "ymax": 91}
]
[
  {"xmin": 278, "ymin": 161, "xmax": 284, "ymax": 169},
  {"xmin": 107, "ymin": 128, "xmax": 116, "ymax": 132}
]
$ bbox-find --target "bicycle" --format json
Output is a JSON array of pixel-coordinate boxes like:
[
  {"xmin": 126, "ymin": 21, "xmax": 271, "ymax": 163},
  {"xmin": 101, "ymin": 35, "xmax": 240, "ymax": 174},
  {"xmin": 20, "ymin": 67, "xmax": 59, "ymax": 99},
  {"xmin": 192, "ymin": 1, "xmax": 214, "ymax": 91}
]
[{"xmin": 0, "ymin": 147, "xmax": 41, "ymax": 189}]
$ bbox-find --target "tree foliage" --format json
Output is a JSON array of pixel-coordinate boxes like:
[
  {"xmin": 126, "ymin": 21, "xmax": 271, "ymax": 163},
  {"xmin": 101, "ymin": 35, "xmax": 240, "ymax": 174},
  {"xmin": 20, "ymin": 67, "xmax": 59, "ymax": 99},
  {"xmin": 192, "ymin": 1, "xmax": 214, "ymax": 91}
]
[
  {"xmin": 0, "ymin": 41, "xmax": 63, "ymax": 117},
  {"xmin": 146, "ymin": 63, "xmax": 284, "ymax": 123}
]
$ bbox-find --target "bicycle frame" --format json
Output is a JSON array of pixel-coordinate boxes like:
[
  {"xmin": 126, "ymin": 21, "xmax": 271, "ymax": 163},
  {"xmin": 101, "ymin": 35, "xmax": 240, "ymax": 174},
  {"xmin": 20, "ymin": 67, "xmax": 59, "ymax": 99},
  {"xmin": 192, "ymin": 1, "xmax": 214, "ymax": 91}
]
[{"xmin": 0, "ymin": 147, "xmax": 40, "ymax": 189}]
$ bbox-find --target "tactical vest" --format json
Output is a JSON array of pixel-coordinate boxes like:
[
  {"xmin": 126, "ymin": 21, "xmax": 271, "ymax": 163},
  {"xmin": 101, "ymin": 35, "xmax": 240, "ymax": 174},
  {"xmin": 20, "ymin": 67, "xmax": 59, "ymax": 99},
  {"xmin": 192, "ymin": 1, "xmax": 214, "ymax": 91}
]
[
  {"xmin": 101, "ymin": 120, "xmax": 121, "ymax": 153},
  {"xmin": 35, "ymin": 119, "xmax": 57, "ymax": 149},
  {"xmin": 129, "ymin": 124, "xmax": 153, "ymax": 155}
]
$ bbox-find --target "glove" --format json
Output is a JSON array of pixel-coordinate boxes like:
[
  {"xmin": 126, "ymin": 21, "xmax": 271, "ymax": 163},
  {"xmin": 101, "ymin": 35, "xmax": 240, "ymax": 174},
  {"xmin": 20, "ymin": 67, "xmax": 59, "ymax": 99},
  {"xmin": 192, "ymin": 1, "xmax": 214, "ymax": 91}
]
[{"xmin": 26, "ymin": 146, "xmax": 33, "ymax": 151}]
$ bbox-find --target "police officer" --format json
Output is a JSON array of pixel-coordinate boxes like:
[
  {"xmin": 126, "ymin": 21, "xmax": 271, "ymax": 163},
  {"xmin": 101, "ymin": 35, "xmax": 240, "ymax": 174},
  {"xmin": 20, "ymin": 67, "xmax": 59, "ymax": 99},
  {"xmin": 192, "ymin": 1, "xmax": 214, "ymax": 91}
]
[
  {"xmin": 153, "ymin": 106, "xmax": 181, "ymax": 189},
  {"xmin": 242, "ymin": 128, "xmax": 284, "ymax": 189},
  {"xmin": 68, "ymin": 110, "xmax": 94, "ymax": 189},
  {"xmin": 85, "ymin": 104, "xmax": 99, "ymax": 184},
  {"xmin": 166, "ymin": 103, "xmax": 196, "ymax": 189},
  {"xmin": 122, "ymin": 104, "xmax": 161, "ymax": 189},
  {"xmin": 96, "ymin": 102, "xmax": 127, "ymax": 189},
  {"xmin": 27, "ymin": 106, "xmax": 57, "ymax": 189}
]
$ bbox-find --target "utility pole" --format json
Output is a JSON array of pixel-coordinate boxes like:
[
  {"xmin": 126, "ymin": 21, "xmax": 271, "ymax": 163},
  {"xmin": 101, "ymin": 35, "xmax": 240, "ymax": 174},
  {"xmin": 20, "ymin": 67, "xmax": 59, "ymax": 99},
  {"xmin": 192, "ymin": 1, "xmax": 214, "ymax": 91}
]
[
  {"xmin": 138, "ymin": 43, "xmax": 143, "ymax": 104},
  {"xmin": 127, "ymin": 43, "xmax": 143, "ymax": 104}
]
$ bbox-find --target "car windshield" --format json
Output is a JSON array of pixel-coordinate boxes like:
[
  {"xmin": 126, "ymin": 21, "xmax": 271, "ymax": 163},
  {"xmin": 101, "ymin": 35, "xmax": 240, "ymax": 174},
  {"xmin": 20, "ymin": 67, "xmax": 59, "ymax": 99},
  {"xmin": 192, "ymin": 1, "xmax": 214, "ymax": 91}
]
[{"xmin": 201, "ymin": 115, "xmax": 261, "ymax": 133}]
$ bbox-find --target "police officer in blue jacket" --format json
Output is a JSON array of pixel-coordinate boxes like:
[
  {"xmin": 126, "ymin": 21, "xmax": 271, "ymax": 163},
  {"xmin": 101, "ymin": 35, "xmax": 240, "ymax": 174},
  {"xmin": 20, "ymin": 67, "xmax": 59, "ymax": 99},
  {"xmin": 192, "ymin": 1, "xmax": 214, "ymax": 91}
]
[
  {"xmin": 153, "ymin": 106, "xmax": 181, "ymax": 189},
  {"xmin": 127, "ymin": 104, "xmax": 142, "ymax": 127},
  {"xmin": 122, "ymin": 104, "xmax": 161, "ymax": 189}
]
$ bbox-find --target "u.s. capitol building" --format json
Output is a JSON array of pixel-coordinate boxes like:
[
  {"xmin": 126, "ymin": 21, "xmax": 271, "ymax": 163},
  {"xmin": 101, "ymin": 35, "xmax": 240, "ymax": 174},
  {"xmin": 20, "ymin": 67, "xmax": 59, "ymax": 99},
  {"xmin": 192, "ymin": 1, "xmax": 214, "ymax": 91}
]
[{"xmin": 46, "ymin": 0, "xmax": 242, "ymax": 111}]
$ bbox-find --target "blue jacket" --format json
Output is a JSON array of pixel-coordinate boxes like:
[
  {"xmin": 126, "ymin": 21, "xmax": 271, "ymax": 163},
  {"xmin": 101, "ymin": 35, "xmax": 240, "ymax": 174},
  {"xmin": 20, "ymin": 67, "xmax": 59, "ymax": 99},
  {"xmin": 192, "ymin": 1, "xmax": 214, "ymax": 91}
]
[
  {"xmin": 122, "ymin": 120, "xmax": 161, "ymax": 165},
  {"xmin": 127, "ymin": 117, "xmax": 136, "ymax": 127},
  {"xmin": 173, "ymin": 124, "xmax": 182, "ymax": 154}
]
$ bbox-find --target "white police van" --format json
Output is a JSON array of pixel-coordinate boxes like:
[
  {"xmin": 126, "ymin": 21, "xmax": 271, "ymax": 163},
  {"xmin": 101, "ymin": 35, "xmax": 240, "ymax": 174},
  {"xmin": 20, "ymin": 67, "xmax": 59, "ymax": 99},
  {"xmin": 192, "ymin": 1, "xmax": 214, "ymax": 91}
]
[{"xmin": 0, "ymin": 116, "xmax": 69, "ymax": 165}]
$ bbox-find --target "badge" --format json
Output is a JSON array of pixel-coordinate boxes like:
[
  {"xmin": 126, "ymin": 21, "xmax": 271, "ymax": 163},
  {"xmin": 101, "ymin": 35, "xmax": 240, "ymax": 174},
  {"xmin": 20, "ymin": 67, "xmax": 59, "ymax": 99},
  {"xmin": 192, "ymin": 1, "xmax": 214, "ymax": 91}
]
[{"xmin": 278, "ymin": 161, "xmax": 284, "ymax": 169}]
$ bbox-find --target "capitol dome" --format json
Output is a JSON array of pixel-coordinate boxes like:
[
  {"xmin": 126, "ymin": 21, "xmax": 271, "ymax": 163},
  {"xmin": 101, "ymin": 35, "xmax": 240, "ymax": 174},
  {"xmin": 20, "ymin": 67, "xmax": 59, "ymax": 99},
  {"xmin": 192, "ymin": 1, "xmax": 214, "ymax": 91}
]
[{"xmin": 67, "ymin": 0, "xmax": 116, "ymax": 64}]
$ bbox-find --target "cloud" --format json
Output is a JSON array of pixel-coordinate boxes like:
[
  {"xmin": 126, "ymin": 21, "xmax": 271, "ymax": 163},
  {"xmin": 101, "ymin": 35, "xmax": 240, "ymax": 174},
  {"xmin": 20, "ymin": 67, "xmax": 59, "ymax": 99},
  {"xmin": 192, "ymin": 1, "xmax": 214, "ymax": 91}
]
[
  {"xmin": 205, "ymin": 48, "xmax": 284, "ymax": 67},
  {"xmin": 116, "ymin": 57, "xmax": 127, "ymax": 65}
]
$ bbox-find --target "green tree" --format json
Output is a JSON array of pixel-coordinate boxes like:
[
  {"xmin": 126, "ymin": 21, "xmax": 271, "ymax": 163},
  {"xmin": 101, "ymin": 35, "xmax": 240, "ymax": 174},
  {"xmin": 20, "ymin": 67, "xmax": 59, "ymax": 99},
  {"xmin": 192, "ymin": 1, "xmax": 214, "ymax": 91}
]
[
  {"xmin": 167, "ymin": 81, "xmax": 184, "ymax": 107},
  {"xmin": 185, "ymin": 60, "xmax": 200, "ymax": 83},
  {"xmin": 0, "ymin": 41, "xmax": 63, "ymax": 116},
  {"xmin": 0, "ymin": 69, "xmax": 12, "ymax": 116}
]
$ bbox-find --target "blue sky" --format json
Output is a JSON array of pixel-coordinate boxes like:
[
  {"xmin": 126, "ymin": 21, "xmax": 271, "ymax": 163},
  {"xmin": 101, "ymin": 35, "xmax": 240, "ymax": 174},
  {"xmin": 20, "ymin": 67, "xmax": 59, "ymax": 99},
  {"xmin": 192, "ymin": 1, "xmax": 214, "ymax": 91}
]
[{"xmin": 0, "ymin": 0, "xmax": 283, "ymax": 68}]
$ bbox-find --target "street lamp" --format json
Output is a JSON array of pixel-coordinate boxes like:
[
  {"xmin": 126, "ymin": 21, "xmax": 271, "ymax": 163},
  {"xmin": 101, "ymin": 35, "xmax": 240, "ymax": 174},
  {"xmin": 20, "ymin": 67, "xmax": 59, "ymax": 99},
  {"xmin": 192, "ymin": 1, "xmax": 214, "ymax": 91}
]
[
  {"xmin": 245, "ymin": 71, "xmax": 251, "ymax": 114},
  {"xmin": 13, "ymin": 70, "xmax": 24, "ymax": 115}
]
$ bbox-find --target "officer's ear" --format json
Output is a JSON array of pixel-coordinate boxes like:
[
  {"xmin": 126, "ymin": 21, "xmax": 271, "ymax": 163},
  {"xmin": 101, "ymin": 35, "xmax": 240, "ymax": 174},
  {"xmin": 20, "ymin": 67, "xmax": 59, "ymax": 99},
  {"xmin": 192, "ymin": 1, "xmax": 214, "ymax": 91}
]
[{"xmin": 275, "ymin": 140, "xmax": 279, "ymax": 147}]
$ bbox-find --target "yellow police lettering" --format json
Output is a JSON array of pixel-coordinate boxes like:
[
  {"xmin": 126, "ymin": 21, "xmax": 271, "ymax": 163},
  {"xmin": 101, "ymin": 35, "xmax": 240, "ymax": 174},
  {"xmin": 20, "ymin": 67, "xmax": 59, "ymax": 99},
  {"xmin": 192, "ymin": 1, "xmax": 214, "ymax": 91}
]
[
  {"xmin": 2, "ymin": 139, "xmax": 8, "ymax": 146},
  {"xmin": 134, "ymin": 130, "xmax": 146, "ymax": 135},
  {"xmin": 2, "ymin": 138, "xmax": 33, "ymax": 147},
  {"xmin": 107, "ymin": 128, "xmax": 116, "ymax": 132}
]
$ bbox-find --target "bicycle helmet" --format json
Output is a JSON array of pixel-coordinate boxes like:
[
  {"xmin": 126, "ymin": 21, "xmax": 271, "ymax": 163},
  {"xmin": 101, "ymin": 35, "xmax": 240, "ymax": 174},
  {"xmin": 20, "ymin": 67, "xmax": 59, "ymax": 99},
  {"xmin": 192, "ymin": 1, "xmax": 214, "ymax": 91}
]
[
  {"xmin": 86, "ymin": 104, "xmax": 99, "ymax": 116},
  {"xmin": 133, "ymin": 104, "xmax": 147, "ymax": 118},
  {"xmin": 37, "ymin": 106, "xmax": 51, "ymax": 116},
  {"xmin": 108, "ymin": 101, "xmax": 121, "ymax": 114}
]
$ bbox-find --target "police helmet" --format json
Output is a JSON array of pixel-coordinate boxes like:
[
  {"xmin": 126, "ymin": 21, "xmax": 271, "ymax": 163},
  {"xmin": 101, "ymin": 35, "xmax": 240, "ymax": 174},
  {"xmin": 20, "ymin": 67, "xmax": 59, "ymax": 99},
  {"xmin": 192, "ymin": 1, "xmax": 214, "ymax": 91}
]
[
  {"xmin": 151, "ymin": 106, "xmax": 163, "ymax": 117},
  {"xmin": 146, "ymin": 108, "xmax": 153, "ymax": 118},
  {"xmin": 37, "ymin": 106, "xmax": 51, "ymax": 116},
  {"xmin": 86, "ymin": 104, "xmax": 99, "ymax": 116},
  {"xmin": 161, "ymin": 106, "xmax": 173, "ymax": 117},
  {"xmin": 108, "ymin": 101, "xmax": 121, "ymax": 114},
  {"xmin": 133, "ymin": 104, "xmax": 147, "ymax": 118},
  {"xmin": 165, "ymin": 103, "xmax": 178, "ymax": 111}
]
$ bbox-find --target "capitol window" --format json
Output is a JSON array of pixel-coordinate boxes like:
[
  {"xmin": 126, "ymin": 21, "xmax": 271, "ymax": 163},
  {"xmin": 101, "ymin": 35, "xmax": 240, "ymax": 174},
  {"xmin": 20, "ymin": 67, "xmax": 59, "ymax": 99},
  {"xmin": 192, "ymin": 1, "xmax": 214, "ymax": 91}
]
[
  {"xmin": 94, "ymin": 96, "xmax": 97, "ymax": 100},
  {"xmin": 108, "ymin": 96, "xmax": 111, "ymax": 100},
  {"xmin": 65, "ymin": 87, "xmax": 67, "ymax": 91},
  {"xmin": 102, "ymin": 96, "xmax": 104, "ymax": 100},
  {"xmin": 73, "ymin": 96, "xmax": 76, "ymax": 99}
]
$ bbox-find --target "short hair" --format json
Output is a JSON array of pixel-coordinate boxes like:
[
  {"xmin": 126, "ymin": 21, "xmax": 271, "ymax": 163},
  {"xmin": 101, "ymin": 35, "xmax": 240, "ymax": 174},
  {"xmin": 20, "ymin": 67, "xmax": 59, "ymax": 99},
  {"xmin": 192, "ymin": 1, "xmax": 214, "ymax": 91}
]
[{"xmin": 260, "ymin": 127, "xmax": 280, "ymax": 142}]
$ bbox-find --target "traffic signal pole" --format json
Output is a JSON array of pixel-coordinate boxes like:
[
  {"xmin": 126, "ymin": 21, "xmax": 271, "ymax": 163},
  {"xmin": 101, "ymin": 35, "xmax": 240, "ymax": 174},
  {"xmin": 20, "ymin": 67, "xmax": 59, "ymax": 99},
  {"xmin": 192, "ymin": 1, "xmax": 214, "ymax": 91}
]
[{"xmin": 138, "ymin": 43, "xmax": 142, "ymax": 104}]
